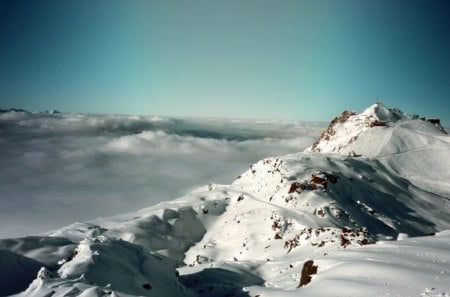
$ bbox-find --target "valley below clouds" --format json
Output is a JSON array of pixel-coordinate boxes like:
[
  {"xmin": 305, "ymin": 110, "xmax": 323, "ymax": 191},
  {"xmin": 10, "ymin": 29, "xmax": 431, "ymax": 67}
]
[{"xmin": 0, "ymin": 111, "xmax": 325, "ymax": 238}]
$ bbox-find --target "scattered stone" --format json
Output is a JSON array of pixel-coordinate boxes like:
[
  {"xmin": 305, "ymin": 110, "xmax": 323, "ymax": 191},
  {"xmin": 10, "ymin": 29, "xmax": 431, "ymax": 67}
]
[{"xmin": 299, "ymin": 260, "xmax": 318, "ymax": 287}]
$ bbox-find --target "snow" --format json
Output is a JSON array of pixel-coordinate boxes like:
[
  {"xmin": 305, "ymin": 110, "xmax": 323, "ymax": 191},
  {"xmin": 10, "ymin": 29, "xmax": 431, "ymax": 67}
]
[
  {"xmin": 0, "ymin": 249, "xmax": 43, "ymax": 296},
  {"xmin": 306, "ymin": 103, "xmax": 446, "ymax": 156},
  {"xmin": 246, "ymin": 231, "xmax": 450, "ymax": 297},
  {"xmin": 0, "ymin": 109, "xmax": 323, "ymax": 238},
  {"xmin": 1, "ymin": 104, "xmax": 450, "ymax": 297}
]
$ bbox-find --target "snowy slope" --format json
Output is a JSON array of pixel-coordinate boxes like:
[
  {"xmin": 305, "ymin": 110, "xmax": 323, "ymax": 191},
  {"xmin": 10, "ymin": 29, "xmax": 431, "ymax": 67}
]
[
  {"xmin": 0, "ymin": 249, "xmax": 43, "ymax": 296},
  {"xmin": 307, "ymin": 103, "xmax": 450, "ymax": 196},
  {"xmin": 15, "ymin": 237, "xmax": 191, "ymax": 297},
  {"xmin": 1, "ymin": 104, "xmax": 450, "ymax": 297},
  {"xmin": 307, "ymin": 103, "xmax": 446, "ymax": 155}
]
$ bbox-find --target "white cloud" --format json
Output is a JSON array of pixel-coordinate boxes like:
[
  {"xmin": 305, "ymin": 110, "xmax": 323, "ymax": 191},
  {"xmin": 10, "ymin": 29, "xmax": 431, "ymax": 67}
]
[{"xmin": 0, "ymin": 111, "xmax": 325, "ymax": 238}]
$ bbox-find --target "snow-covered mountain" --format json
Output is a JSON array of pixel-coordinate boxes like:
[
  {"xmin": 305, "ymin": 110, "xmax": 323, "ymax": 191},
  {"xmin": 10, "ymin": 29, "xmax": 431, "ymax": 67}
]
[
  {"xmin": 0, "ymin": 108, "xmax": 323, "ymax": 239},
  {"xmin": 1, "ymin": 103, "xmax": 450, "ymax": 297}
]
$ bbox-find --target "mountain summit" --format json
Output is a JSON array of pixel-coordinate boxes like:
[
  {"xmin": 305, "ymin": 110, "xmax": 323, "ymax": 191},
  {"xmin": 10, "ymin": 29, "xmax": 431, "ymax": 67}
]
[
  {"xmin": 1, "ymin": 104, "xmax": 450, "ymax": 297},
  {"xmin": 308, "ymin": 103, "xmax": 446, "ymax": 155}
]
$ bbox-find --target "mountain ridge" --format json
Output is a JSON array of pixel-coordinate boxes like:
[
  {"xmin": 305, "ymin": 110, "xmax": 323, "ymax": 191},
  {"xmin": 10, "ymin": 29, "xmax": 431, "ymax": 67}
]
[
  {"xmin": 308, "ymin": 103, "xmax": 447, "ymax": 155},
  {"xmin": 2, "ymin": 104, "xmax": 450, "ymax": 297}
]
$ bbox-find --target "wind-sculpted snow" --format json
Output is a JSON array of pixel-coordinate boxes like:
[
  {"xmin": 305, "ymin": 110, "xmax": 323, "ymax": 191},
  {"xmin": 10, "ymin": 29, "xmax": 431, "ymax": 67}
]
[
  {"xmin": 1, "ymin": 104, "xmax": 450, "ymax": 297},
  {"xmin": 14, "ymin": 237, "xmax": 192, "ymax": 297},
  {"xmin": 0, "ymin": 110, "xmax": 323, "ymax": 238},
  {"xmin": 0, "ymin": 236, "xmax": 75, "ymax": 267}
]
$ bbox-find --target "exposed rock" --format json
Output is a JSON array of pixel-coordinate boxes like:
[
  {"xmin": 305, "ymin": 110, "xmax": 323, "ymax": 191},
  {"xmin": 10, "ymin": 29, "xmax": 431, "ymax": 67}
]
[{"xmin": 298, "ymin": 260, "xmax": 318, "ymax": 287}]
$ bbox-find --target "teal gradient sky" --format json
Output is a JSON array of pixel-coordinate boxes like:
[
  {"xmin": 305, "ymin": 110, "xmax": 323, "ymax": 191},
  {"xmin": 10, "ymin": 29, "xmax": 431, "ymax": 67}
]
[{"xmin": 1, "ymin": 0, "xmax": 449, "ymax": 123}]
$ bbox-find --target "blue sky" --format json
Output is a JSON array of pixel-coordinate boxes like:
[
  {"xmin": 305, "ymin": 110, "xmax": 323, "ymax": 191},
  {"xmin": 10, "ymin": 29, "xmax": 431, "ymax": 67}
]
[{"xmin": 0, "ymin": 0, "xmax": 449, "ymax": 123}]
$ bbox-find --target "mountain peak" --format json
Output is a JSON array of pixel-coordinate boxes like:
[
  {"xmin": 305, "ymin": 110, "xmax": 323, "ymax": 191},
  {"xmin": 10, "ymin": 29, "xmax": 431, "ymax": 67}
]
[
  {"xmin": 361, "ymin": 103, "xmax": 407, "ymax": 122},
  {"xmin": 2, "ymin": 106, "xmax": 450, "ymax": 297},
  {"xmin": 307, "ymin": 103, "xmax": 445, "ymax": 156}
]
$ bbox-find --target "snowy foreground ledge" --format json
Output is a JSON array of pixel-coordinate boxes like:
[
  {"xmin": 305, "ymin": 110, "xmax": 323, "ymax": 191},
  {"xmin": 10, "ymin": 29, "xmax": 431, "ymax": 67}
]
[{"xmin": 1, "ymin": 103, "xmax": 450, "ymax": 297}]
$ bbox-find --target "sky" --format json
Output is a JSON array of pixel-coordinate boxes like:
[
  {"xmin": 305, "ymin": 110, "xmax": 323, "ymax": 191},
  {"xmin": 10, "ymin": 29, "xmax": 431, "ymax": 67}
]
[{"xmin": 0, "ymin": 0, "xmax": 449, "ymax": 123}]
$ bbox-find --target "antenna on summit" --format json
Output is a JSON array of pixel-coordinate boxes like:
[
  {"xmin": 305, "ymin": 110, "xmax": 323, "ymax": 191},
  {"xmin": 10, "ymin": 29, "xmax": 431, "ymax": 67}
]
[{"xmin": 376, "ymin": 96, "xmax": 381, "ymax": 105}]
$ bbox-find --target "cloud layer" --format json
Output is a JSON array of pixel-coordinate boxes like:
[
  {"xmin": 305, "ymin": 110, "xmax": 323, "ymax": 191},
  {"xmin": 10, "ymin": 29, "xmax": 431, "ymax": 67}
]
[{"xmin": 0, "ymin": 111, "xmax": 325, "ymax": 238}]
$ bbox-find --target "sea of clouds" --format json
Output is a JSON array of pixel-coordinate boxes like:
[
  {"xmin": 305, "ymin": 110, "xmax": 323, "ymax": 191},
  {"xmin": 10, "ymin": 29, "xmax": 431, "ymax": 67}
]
[{"xmin": 0, "ymin": 110, "xmax": 326, "ymax": 238}]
